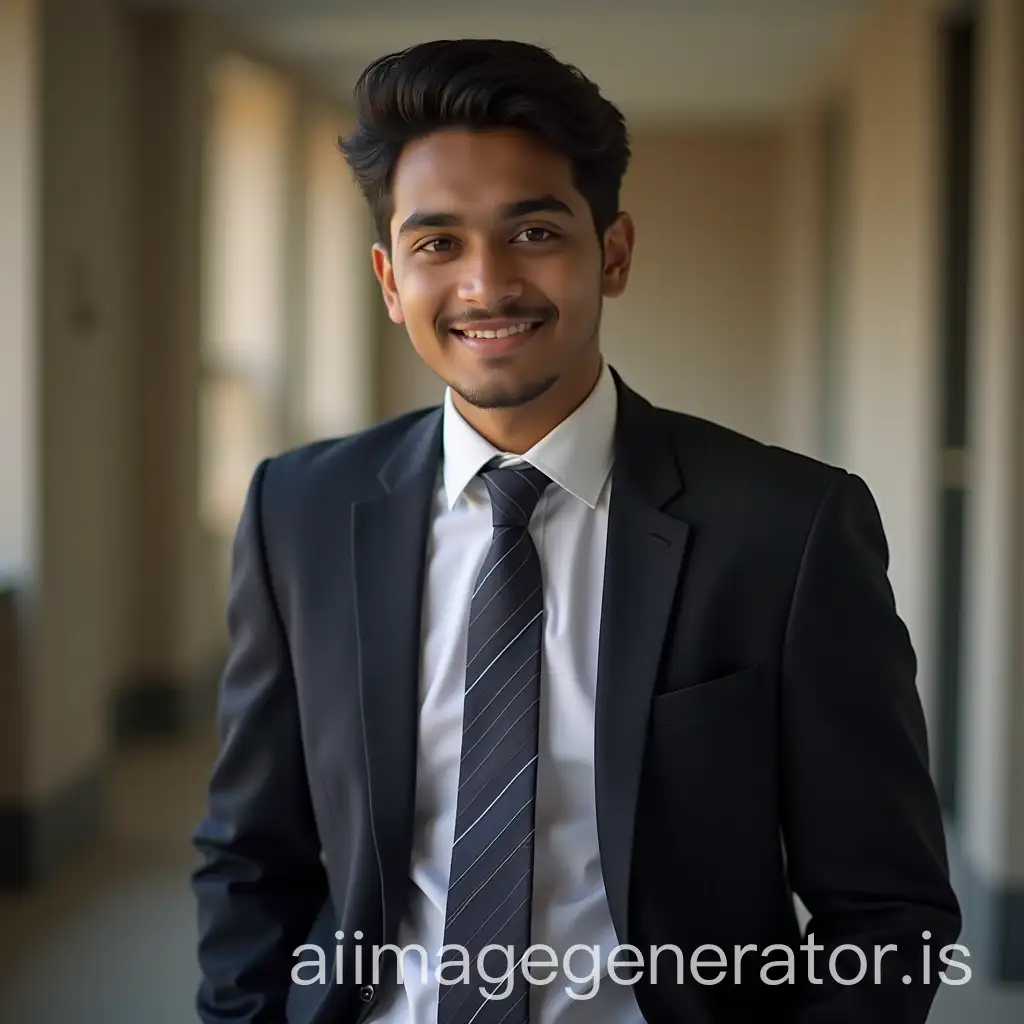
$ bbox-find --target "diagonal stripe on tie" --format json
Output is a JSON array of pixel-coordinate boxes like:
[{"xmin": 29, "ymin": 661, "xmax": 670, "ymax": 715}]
[{"xmin": 438, "ymin": 462, "xmax": 552, "ymax": 1024}]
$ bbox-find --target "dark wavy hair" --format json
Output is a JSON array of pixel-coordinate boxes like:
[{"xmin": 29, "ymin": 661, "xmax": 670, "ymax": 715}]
[{"xmin": 338, "ymin": 38, "xmax": 631, "ymax": 249}]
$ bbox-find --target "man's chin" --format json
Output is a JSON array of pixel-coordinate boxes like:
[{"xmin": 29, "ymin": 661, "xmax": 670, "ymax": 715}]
[{"xmin": 451, "ymin": 373, "xmax": 558, "ymax": 411}]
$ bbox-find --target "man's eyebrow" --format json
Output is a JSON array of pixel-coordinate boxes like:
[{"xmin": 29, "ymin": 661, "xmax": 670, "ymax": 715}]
[
  {"xmin": 396, "ymin": 195, "xmax": 574, "ymax": 237},
  {"xmin": 500, "ymin": 195, "xmax": 574, "ymax": 219},
  {"xmin": 397, "ymin": 211, "xmax": 462, "ymax": 236}
]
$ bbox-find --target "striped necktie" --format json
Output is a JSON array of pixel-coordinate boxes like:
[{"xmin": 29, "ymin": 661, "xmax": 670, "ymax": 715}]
[{"xmin": 437, "ymin": 462, "xmax": 552, "ymax": 1024}]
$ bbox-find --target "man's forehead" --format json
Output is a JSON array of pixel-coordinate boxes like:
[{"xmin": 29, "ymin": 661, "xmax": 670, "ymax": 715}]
[{"xmin": 391, "ymin": 130, "xmax": 575, "ymax": 208}]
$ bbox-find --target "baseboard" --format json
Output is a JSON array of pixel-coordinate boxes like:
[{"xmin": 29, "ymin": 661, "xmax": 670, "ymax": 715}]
[
  {"xmin": 110, "ymin": 659, "xmax": 222, "ymax": 746},
  {"xmin": 947, "ymin": 818, "xmax": 1024, "ymax": 982},
  {"xmin": 0, "ymin": 766, "xmax": 105, "ymax": 889}
]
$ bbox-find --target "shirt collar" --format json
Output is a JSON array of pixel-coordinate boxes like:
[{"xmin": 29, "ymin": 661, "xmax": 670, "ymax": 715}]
[{"xmin": 441, "ymin": 359, "xmax": 617, "ymax": 511}]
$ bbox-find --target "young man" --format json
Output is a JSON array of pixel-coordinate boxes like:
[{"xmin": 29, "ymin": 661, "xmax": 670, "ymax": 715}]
[{"xmin": 192, "ymin": 38, "xmax": 960, "ymax": 1024}]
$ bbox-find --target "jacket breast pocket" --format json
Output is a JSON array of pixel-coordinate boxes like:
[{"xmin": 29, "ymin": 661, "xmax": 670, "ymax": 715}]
[{"xmin": 650, "ymin": 666, "xmax": 763, "ymax": 734}]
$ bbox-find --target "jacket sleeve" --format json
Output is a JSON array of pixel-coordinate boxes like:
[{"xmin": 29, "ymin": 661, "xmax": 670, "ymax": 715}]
[
  {"xmin": 781, "ymin": 470, "xmax": 962, "ymax": 1023},
  {"xmin": 191, "ymin": 457, "xmax": 329, "ymax": 1022}
]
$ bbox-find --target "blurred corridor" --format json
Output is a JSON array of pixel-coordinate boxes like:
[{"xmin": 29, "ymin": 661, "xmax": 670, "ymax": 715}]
[{"xmin": 1, "ymin": 0, "xmax": 1023, "ymax": 1020}]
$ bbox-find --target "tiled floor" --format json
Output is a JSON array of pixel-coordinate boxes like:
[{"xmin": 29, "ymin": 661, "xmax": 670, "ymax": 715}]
[{"xmin": 0, "ymin": 729, "xmax": 1021, "ymax": 1023}]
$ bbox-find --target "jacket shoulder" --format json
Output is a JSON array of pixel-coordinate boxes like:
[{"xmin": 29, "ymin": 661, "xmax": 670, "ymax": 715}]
[
  {"xmin": 653, "ymin": 404, "xmax": 848, "ymax": 516},
  {"xmin": 261, "ymin": 404, "xmax": 440, "ymax": 492}
]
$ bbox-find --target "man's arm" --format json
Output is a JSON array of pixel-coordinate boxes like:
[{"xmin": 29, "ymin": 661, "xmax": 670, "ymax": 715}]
[
  {"xmin": 191, "ymin": 458, "xmax": 328, "ymax": 1022},
  {"xmin": 780, "ymin": 470, "xmax": 961, "ymax": 1023}
]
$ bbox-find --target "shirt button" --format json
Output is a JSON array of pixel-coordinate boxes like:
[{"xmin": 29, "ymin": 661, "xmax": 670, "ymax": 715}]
[{"xmin": 359, "ymin": 984, "xmax": 375, "ymax": 1003}]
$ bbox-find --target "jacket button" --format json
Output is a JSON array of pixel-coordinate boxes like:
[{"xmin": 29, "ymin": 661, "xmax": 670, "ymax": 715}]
[{"xmin": 359, "ymin": 984, "xmax": 375, "ymax": 1003}]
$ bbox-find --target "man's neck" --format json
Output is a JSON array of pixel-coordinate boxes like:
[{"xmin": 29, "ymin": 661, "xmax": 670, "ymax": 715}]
[{"xmin": 452, "ymin": 356, "xmax": 603, "ymax": 455}]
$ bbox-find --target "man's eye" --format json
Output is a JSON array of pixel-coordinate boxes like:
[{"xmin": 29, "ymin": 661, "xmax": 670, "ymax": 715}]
[
  {"xmin": 420, "ymin": 238, "xmax": 456, "ymax": 253},
  {"xmin": 513, "ymin": 227, "xmax": 556, "ymax": 243}
]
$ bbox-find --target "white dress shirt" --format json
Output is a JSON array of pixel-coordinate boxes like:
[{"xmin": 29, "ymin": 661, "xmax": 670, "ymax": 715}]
[{"xmin": 367, "ymin": 359, "xmax": 644, "ymax": 1023}]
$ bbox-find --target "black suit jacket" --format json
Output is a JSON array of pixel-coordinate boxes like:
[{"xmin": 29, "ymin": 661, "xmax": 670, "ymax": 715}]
[{"xmin": 192, "ymin": 369, "xmax": 960, "ymax": 1023}]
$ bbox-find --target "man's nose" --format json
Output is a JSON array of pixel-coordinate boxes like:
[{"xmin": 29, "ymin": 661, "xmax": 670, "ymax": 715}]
[{"xmin": 456, "ymin": 245, "xmax": 525, "ymax": 310}]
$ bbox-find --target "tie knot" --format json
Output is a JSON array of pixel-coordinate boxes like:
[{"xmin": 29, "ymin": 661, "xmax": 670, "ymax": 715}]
[{"xmin": 480, "ymin": 463, "xmax": 551, "ymax": 528}]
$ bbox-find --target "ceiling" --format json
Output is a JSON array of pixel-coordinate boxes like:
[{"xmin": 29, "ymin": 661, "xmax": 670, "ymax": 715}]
[{"xmin": 129, "ymin": 0, "xmax": 876, "ymax": 122}]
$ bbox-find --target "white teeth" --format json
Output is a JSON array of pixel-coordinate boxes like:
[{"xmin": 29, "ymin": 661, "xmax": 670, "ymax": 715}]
[{"xmin": 460, "ymin": 323, "xmax": 535, "ymax": 339}]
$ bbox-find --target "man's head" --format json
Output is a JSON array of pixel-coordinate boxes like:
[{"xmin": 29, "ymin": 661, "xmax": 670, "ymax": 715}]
[{"xmin": 339, "ymin": 39, "xmax": 634, "ymax": 417}]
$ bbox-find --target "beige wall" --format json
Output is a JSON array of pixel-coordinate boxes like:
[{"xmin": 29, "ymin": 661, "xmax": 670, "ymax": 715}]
[
  {"xmin": 962, "ymin": 0, "xmax": 1024, "ymax": 887},
  {"xmin": 775, "ymin": 112, "xmax": 824, "ymax": 462},
  {"xmin": 780, "ymin": 0, "xmax": 1024, "ymax": 901},
  {"xmin": 130, "ymin": 11, "xmax": 208, "ymax": 688},
  {"xmin": 299, "ymin": 107, "xmax": 378, "ymax": 442},
  {"xmin": 130, "ymin": 18, "xmax": 370, "ymax": 687},
  {"xmin": 377, "ymin": 128, "xmax": 785, "ymax": 445},
  {"xmin": 32, "ymin": 0, "xmax": 137, "ymax": 799},
  {"xmin": 603, "ymin": 130, "xmax": 783, "ymax": 439},
  {"xmin": 0, "ymin": 0, "xmax": 38, "ymax": 585},
  {"xmin": 779, "ymin": 0, "xmax": 943, "ymax": 727},
  {"xmin": 0, "ymin": 0, "xmax": 38, "ymax": 804},
  {"xmin": 196, "ymin": 50, "xmax": 296, "ymax": 647},
  {"xmin": 12, "ymin": 1, "xmax": 349, "ymax": 805},
  {"xmin": 376, "ymin": 312, "xmax": 444, "ymax": 418}
]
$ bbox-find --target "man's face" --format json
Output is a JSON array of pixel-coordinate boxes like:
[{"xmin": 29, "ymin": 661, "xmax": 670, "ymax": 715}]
[{"xmin": 373, "ymin": 128, "xmax": 633, "ymax": 410}]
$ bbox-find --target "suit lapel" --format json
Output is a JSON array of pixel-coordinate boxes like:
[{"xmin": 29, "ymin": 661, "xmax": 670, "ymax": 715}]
[
  {"xmin": 351, "ymin": 409, "xmax": 442, "ymax": 946},
  {"xmin": 350, "ymin": 374, "xmax": 688, "ymax": 949},
  {"xmin": 595, "ymin": 373, "xmax": 691, "ymax": 944}
]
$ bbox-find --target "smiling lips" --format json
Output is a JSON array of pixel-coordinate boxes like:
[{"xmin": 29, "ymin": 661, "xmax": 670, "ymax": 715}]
[
  {"xmin": 459, "ymin": 321, "xmax": 536, "ymax": 339},
  {"xmin": 451, "ymin": 318, "xmax": 546, "ymax": 354}
]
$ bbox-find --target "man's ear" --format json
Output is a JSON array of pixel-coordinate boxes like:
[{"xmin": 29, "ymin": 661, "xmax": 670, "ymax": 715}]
[
  {"xmin": 372, "ymin": 243, "xmax": 405, "ymax": 324},
  {"xmin": 601, "ymin": 212, "xmax": 635, "ymax": 299}
]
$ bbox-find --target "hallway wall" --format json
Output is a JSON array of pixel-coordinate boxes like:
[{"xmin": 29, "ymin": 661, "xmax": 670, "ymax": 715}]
[
  {"xmin": 0, "ymin": 0, "xmax": 39, "ymax": 815},
  {"xmin": 777, "ymin": 0, "xmax": 1024, "ymax": 980},
  {"xmin": 959, "ymin": 0, "xmax": 1024, "ymax": 973},
  {"xmin": 0, "ymin": 0, "xmax": 359, "ymax": 885},
  {"xmin": 0, "ymin": 0, "xmax": 39, "ymax": 589},
  {"xmin": 778, "ymin": 0, "xmax": 941, "ymax": 721},
  {"xmin": 33, "ymin": 0, "xmax": 137, "ymax": 801}
]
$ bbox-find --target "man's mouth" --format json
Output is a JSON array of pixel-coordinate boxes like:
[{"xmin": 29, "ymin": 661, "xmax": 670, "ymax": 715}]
[
  {"xmin": 451, "ymin": 321, "xmax": 542, "ymax": 340},
  {"xmin": 448, "ymin": 319, "xmax": 548, "ymax": 356}
]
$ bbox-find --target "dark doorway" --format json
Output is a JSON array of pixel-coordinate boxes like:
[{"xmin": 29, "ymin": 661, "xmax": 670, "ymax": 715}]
[
  {"xmin": 816, "ymin": 102, "xmax": 849, "ymax": 466},
  {"xmin": 934, "ymin": 4, "xmax": 977, "ymax": 816}
]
